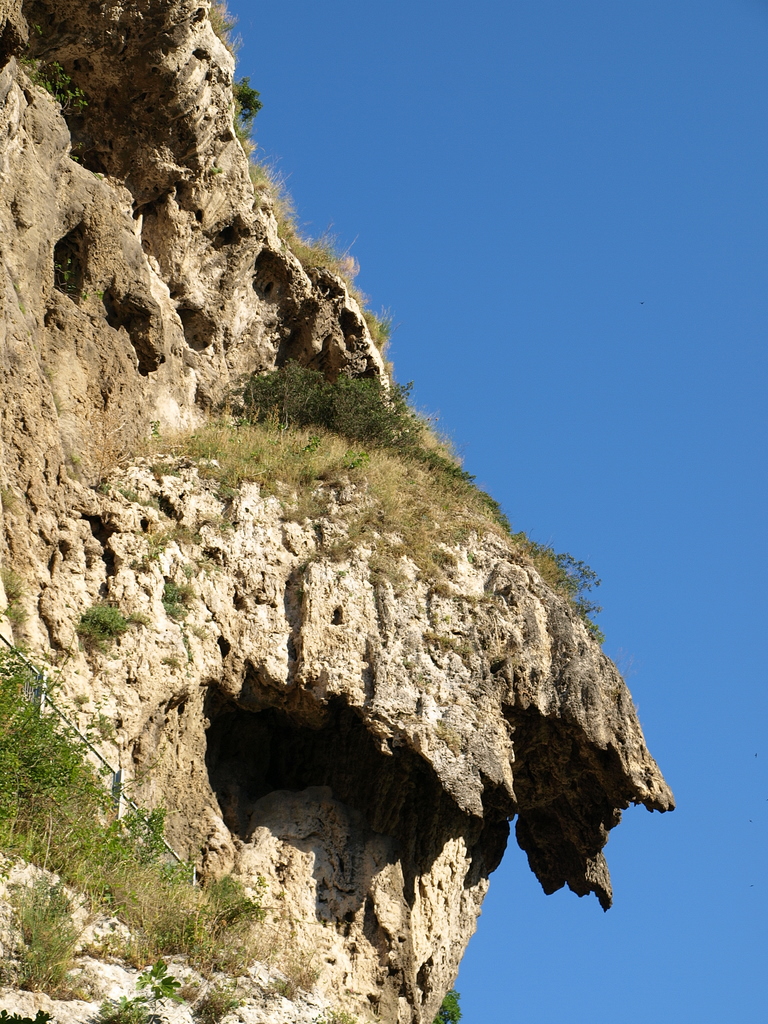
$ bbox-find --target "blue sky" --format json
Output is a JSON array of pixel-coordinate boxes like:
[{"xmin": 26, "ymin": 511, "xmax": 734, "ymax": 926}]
[{"xmin": 228, "ymin": 2, "xmax": 768, "ymax": 1020}]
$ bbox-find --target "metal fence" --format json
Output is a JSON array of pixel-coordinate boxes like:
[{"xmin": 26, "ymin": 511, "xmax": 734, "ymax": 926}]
[{"xmin": 0, "ymin": 631, "xmax": 193, "ymax": 880}]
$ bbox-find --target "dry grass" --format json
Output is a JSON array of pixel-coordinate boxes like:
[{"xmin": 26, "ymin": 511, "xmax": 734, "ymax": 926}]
[
  {"xmin": 85, "ymin": 404, "xmax": 133, "ymax": 484},
  {"xmin": 209, "ymin": 1, "xmax": 238, "ymax": 54},
  {"xmin": 247, "ymin": 161, "xmax": 393, "ymax": 347},
  {"xmin": 160, "ymin": 419, "xmax": 514, "ymax": 588},
  {"xmin": 1, "ymin": 567, "xmax": 28, "ymax": 626},
  {"xmin": 148, "ymin": 415, "xmax": 603, "ymax": 636}
]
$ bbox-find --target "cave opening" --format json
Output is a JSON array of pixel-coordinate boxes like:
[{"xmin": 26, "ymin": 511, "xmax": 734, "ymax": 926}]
[{"xmin": 204, "ymin": 690, "xmax": 509, "ymax": 902}]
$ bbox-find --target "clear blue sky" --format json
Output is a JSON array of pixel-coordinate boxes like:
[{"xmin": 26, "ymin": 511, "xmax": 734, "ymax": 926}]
[{"xmin": 228, "ymin": 2, "xmax": 768, "ymax": 1020}]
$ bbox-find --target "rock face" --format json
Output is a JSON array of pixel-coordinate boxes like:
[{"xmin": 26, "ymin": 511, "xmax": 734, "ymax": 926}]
[{"xmin": 0, "ymin": 3, "xmax": 674, "ymax": 1023}]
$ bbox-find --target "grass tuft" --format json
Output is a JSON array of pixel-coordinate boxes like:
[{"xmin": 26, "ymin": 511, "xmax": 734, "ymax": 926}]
[
  {"xmin": 76, "ymin": 604, "xmax": 129, "ymax": 652},
  {"xmin": 1, "ymin": 568, "xmax": 28, "ymax": 626},
  {"xmin": 10, "ymin": 877, "xmax": 79, "ymax": 993}
]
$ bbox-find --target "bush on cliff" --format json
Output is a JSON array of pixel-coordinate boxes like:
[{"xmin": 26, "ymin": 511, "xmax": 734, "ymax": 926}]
[
  {"xmin": 434, "ymin": 989, "xmax": 462, "ymax": 1024},
  {"xmin": 221, "ymin": 363, "xmax": 603, "ymax": 637}
]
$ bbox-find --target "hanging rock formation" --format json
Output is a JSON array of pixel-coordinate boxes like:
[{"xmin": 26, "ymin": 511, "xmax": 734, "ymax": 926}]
[{"xmin": 0, "ymin": 3, "xmax": 674, "ymax": 1023}]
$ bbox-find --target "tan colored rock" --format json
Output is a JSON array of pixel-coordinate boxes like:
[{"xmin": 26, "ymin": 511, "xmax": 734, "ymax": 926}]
[
  {"xmin": 1, "ymin": 462, "xmax": 672, "ymax": 1022},
  {"xmin": 0, "ymin": 4, "xmax": 673, "ymax": 1023}
]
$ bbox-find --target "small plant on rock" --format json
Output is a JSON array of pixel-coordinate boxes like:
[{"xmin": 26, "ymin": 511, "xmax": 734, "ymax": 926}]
[
  {"xmin": 96, "ymin": 996, "xmax": 150, "ymax": 1024},
  {"xmin": 162, "ymin": 581, "xmax": 194, "ymax": 621},
  {"xmin": 433, "ymin": 989, "xmax": 461, "ymax": 1024},
  {"xmin": 0, "ymin": 568, "xmax": 27, "ymax": 626},
  {"xmin": 76, "ymin": 604, "xmax": 129, "ymax": 651},
  {"xmin": 10, "ymin": 877, "xmax": 79, "ymax": 994},
  {"xmin": 97, "ymin": 960, "xmax": 182, "ymax": 1024},
  {"xmin": 19, "ymin": 58, "xmax": 86, "ymax": 112},
  {"xmin": 193, "ymin": 982, "xmax": 240, "ymax": 1024},
  {"xmin": 316, "ymin": 1011, "xmax": 358, "ymax": 1024}
]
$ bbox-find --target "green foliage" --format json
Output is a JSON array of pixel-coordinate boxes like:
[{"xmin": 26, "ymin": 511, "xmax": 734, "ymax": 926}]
[
  {"xmin": 10, "ymin": 877, "xmax": 78, "ymax": 992},
  {"xmin": 1, "ymin": 568, "xmax": 27, "ymax": 625},
  {"xmin": 233, "ymin": 76, "xmax": 261, "ymax": 140},
  {"xmin": 0, "ymin": 648, "xmax": 101, "ymax": 828},
  {"xmin": 19, "ymin": 59, "xmax": 86, "ymax": 112},
  {"xmin": 121, "ymin": 807, "xmax": 168, "ymax": 865},
  {"xmin": 0, "ymin": 650, "xmax": 268, "ymax": 974},
  {"xmin": 192, "ymin": 982, "xmax": 240, "ymax": 1024},
  {"xmin": 316, "ymin": 1012, "xmax": 358, "ymax": 1024},
  {"xmin": 238, "ymin": 362, "xmax": 421, "ymax": 456},
  {"xmin": 96, "ymin": 995, "xmax": 151, "ymax": 1024},
  {"xmin": 521, "ymin": 543, "xmax": 604, "ymax": 641},
  {"xmin": 77, "ymin": 604, "xmax": 129, "ymax": 651},
  {"xmin": 135, "ymin": 959, "xmax": 182, "ymax": 1003},
  {"xmin": 0, "ymin": 1012, "xmax": 52, "ymax": 1024},
  {"xmin": 53, "ymin": 251, "xmax": 78, "ymax": 295},
  {"xmin": 433, "ymin": 990, "xmax": 461, "ymax": 1024},
  {"xmin": 236, "ymin": 362, "xmax": 510, "ymax": 532},
  {"xmin": 162, "ymin": 581, "xmax": 194, "ymax": 621}
]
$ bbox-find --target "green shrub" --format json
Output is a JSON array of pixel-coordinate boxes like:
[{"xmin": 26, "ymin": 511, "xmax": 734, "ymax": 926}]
[
  {"xmin": 237, "ymin": 362, "xmax": 422, "ymax": 456},
  {"xmin": 162, "ymin": 581, "xmax": 194, "ymax": 621},
  {"xmin": 10, "ymin": 877, "xmax": 79, "ymax": 993},
  {"xmin": 0, "ymin": 1011, "xmax": 52, "ymax": 1023},
  {"xmin": 0, "ymin": 568, "xmax": 27, "ymax": 626},
  {"xmin": 77, "ymin": 604, "xmax": 129, "ymax": 651},
  {"xmin": 236, "ymin": 362, "xmax": 511, "ymax": 533},
  {"xmin": 317, "ymin": 1011, "xmax": 358, "ymax": 1024},
  {"xmin": 135, "ymin": 959, "xmax": 182, "ymax": 1003},
  {"xmin": 19, "ymin": 58, "xmax": 86, "ymax": 112},
  {"xmin": 96, "ymin": 995, "xmax": 150, "ymax": 1024},
  {"xmin": 434, "ymin": 990, "xmax": 461, "ymax": 1024},
  {"xmin": 233, "ymin": 76, "xmax": 261, "ymax": 140},
  {"xmin": 193, "ymin": 982, "xmax": 240, "ymax": 1024},
  {"xmin": 0, "ymin": 648, "xmax": 102, "ymax": 829},
  {"xmin": 521, "ymin": 544, "xmax": 604, "ymax": 641}
]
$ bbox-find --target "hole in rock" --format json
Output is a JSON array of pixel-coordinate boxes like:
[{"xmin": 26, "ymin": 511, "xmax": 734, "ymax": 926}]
[
  {"xmin": 340, "ymin": 307, "xmax": 364, "ymax": 344},
  {"xmin": 252, "ymin": 249, "xmax": 288, "ymax": 301},
  {"xmin": 178, "ymin": 307, "xmax": 215, "ymax": 351},
  {"xmin": 84, "ymin": 514, "xmax": 116, "ymax": 577},
  {"xmin": 332, "ymin": 606, "xmax": 344, "ymax": 625},
  {"xmin": 53, "ymin": 226, "xmax": 85, "ymax": 298},
  {"xmin": 104, "ymin": 288, "xmax": 164, "ymax": 375},
  {"xmin": 204, "ymin": 693, "xmax": 511, "ymax": 906}
]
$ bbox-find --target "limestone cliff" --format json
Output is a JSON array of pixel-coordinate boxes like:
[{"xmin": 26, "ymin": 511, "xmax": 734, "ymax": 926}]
[{"xmin": 0, "ymin": 3, "xmax": 674, "ymax": 1023}]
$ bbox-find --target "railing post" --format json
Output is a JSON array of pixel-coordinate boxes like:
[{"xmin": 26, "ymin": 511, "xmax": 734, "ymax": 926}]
[{"xmin": 112, "ymin": 769, "xmax": 125, "ymax": 819}]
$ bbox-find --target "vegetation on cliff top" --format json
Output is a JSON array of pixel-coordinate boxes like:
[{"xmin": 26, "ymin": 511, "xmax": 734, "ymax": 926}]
[{"xmin": 151, "ymin": 363, "xmax": 603, "ymax": 638}]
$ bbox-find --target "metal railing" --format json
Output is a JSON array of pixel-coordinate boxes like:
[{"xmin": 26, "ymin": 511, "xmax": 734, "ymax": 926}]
[{"xmin": 0, "ymin": 631, "xmax": 193, "ymax": 879}]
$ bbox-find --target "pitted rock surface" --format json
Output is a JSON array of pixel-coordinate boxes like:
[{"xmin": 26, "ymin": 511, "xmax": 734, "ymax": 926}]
[{"xmin": 0, "ymin": 3, "xmax": 672, "ymax": 1023}]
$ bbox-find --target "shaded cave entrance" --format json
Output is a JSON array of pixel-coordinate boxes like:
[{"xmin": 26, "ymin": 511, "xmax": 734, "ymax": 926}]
[{"xmin": 204, "ymin": 691, "xmax": 510, "ymax": 903}]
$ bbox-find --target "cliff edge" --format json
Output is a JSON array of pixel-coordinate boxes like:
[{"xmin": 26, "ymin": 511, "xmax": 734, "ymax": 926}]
[{"xmin": 0, "ymin": 3, "xmax": 673, "ymax": 1023}]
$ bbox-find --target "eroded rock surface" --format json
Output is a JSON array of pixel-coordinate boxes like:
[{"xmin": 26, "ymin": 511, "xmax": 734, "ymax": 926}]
[
  {"xmin": 2, "ymin": 461, "xmax": 672, "ymax": 1022},
  {"xmin": 0, "ymin": 3, "xmax": 673, "ymax": 1023}
]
